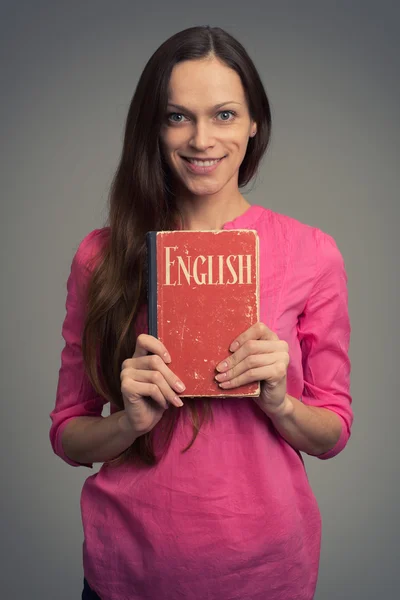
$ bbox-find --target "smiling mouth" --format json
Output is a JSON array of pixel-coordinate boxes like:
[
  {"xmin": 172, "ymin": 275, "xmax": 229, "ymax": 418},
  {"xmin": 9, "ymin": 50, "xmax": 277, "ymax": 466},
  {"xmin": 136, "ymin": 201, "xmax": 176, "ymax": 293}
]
[{"xmin": 183, "ymin": 156, "xmax": 226, "ymax": 167}]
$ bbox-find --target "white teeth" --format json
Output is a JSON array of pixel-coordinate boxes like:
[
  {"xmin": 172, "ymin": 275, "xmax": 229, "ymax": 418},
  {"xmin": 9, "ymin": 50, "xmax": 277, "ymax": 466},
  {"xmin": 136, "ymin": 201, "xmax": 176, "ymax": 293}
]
[{"xmin": 187, "ymin": 158, "xmax": 221, "ymax": 167}]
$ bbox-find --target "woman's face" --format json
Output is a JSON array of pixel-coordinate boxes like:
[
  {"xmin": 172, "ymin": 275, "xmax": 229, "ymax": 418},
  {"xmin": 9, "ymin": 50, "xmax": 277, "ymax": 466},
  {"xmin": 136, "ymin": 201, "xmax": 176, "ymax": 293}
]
[{"xmin": 159, "ymin": 56, "xmax": 257, "ymax": 199}]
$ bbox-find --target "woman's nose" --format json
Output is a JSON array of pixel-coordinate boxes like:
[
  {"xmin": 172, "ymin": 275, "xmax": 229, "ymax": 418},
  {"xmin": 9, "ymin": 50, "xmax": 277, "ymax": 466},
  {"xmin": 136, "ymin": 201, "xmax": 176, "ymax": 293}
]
[{"xmin": 188, "ymin": 122, "xmax": 215, "ymax": 151}]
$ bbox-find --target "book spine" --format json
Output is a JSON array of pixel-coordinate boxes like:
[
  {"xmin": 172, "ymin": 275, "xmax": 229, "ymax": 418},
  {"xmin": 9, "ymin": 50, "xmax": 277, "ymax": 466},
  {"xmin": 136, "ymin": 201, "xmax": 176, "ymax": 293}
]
[{"xmin": 146, "ymin": 231, "xmax": 157, "ymax": 338}]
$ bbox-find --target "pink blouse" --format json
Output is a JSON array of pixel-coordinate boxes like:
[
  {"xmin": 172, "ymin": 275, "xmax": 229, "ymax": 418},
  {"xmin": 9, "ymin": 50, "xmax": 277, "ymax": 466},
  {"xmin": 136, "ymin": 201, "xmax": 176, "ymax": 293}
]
[{"xmin": 50, "ymin": 204, "xmax": 353, "ymax": 600}]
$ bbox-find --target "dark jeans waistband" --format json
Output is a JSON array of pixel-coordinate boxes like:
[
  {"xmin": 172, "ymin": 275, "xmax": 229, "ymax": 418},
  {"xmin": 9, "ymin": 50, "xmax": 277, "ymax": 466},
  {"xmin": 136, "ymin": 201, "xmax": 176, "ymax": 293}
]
[{"xmin": 82, "ymin": 577, "xmax": 101, "ymax": 600}]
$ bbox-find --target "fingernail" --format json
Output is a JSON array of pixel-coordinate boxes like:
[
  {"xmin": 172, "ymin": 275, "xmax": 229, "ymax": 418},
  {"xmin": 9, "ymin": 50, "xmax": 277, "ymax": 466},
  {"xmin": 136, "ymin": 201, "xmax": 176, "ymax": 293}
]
[
  {"xmin": 230, "ymin": 341, "xmax": 239, "ymax": 352},
  {"xmin": 175, "ymin": 380, "xmax": 186, "ymax": 392},
  {"xmin": 216, "ymin": 361, "xmax": 228, "ymax": 372},
  {"xmin": 215, "ymin": 372, "xmax": 227, "ymax": 381},
  {"xmin": 174, "ymin": 397, "xmax": 184, "ymax": 406},
  {"xmin": 164, "ymin": 352, "xmax": 171, "ymax": 362}
]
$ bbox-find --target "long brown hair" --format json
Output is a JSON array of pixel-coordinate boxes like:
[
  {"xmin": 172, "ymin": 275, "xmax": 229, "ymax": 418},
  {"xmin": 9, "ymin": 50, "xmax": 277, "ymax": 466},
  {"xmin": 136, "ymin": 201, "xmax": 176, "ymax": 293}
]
[{"xmin": 81, "ymin": 25, "xmax": 272, "ymax": 467}]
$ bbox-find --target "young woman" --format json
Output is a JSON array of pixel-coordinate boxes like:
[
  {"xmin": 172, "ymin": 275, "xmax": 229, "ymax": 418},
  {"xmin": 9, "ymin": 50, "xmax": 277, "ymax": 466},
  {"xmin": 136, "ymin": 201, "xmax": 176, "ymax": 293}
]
[{"xmin": 50, "ymin": 26, "xmax": 353, "ymax": 600}]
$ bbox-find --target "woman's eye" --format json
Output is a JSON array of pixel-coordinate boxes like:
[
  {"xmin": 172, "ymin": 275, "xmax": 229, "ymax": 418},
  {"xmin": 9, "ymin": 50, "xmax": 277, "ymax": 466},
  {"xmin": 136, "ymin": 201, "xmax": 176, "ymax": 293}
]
[
  {"xmin": 217, "ymin": 110, "xmax": 236, "ymax": 121},
  {"xmin": 167, "ymin": 110, "xmax": 236, "ymax": 124},
  {"xmin": 167, "ymin": 113, "xmax": 187, "ymax": 123}
]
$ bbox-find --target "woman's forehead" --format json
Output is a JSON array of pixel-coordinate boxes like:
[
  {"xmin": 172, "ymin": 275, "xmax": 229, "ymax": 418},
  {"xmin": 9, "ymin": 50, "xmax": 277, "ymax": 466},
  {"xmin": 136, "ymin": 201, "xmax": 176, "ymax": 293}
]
[{"xmin": 167, "ymin": 58, "xmax": 246, "ymax": 104}]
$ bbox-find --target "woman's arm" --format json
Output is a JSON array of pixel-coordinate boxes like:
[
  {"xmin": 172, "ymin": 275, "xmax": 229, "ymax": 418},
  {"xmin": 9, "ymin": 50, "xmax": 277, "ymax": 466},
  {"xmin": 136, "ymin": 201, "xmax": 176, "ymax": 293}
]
[
  {"xmin": 265, "ymin": 394, "xmax": 343, "ymax": 456},
  {"xmin": 215, "ymin": 228, "xmax": 353, "ymax": 460},
  {"xmin": 50, "ymin": 229, "xmax": 121, "ymax": 468},
  {"xmin": 61, "ymin": 411, "xmax": 137, "ymax": 465}
]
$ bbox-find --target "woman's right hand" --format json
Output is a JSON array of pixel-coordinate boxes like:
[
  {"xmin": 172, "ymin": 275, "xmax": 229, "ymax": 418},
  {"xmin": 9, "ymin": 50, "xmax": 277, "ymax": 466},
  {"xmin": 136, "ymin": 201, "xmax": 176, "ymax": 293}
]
[{"xmin": 120, "ymin": 334, "xmax": 186, "ymax": 438}]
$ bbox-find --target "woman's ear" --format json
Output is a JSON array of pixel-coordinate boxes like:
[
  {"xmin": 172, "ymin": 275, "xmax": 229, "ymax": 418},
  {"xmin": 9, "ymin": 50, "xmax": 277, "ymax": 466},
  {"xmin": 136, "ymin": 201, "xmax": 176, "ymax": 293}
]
[{"xmin": 250, "ymin": 123, "xmax": 257, "ymax": 137}]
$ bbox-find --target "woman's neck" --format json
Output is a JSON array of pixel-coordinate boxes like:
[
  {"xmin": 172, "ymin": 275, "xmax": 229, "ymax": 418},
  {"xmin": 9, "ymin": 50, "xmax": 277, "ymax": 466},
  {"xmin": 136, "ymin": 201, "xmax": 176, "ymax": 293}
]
[{"xmin": 176, "ymin": 194, "xmax": 251, "ymax": 231}]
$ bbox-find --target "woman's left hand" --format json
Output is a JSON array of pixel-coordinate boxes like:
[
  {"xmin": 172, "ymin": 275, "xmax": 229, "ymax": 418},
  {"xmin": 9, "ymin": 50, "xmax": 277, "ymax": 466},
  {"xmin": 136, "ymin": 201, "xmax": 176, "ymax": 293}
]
[{"xmin": 215, "ymin": 322, "xmax": 289, "ymax": 416}]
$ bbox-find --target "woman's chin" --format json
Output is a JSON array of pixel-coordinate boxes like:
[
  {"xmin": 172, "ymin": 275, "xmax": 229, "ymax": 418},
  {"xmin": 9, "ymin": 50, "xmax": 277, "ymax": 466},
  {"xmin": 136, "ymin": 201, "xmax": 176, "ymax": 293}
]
[{"xmin": 185, "ymin": 181, "xmax": 224, "ymax": 197}]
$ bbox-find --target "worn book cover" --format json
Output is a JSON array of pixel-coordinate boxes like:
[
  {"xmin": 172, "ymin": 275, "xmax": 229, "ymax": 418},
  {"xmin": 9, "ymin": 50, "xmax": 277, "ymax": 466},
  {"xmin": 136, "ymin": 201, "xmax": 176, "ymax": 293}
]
[{"xmin": 146, "ymin": 229, "xmax": 260, "ymax": 397}]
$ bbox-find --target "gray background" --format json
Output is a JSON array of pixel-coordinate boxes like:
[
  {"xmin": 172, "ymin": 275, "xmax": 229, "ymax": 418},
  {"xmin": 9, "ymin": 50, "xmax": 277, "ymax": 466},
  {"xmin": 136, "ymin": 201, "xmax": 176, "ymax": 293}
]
[{"xmin": 1, "ymin": 1, "xmax": 399, "ymax": 598}]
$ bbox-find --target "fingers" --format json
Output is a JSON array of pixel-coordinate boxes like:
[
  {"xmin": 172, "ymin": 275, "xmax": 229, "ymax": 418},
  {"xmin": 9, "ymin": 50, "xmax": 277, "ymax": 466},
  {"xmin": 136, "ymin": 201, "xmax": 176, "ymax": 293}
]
[
  {"xmin": 132, "ymin": 333, "xmax": 172, "ymax": 362},
  {"xmin": 216, "ymin": 339, "xmax": 288, "ymax": 373},
  {"xmin": 133, "ymin": 369, "xmax": 184, "ymax": 408},
  {"xmin": 228, "ymin": 322, "xmax": 279, "ymax": 352},
  {"xmin": 215, "ymin": 330, "xmax": 289, "ymax": 391},
  {"xmin": 122, "ymin": 353, "xmax": 186, "ymax": 394},
  {"xmin": 121, "ymin": 349, "xmax": 186, "ymax": 409},
  {"xmin": 122, "ymin": 380, "xmax": 170, "ymax": 411},
  {"xmin": 216, "ymin": 361, "xmax": 288, "ymax": 390},
  {"xmin": 215, "ymin": 351, "xmax": 289, "ymax": 386}
]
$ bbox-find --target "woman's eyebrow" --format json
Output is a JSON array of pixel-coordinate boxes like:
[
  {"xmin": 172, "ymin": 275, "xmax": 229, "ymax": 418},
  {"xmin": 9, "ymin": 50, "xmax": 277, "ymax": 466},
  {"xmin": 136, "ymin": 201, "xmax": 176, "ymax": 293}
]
[{"xmin": 166, "ymin": 101, "xmax": 242, "ymax": 112}]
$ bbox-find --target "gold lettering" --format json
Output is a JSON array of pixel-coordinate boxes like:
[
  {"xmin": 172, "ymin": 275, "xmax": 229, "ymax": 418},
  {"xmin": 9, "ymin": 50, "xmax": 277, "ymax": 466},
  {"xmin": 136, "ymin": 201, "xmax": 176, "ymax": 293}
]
[
  {"xmin": 218, "ymin": 255, "xmax": 224, "ymax": 284},
  {"xmin": 238, "ymin": 254, "xmax": 252, "ymax": 284},
  {"xmin": 165, "ymin": 246, "xmax": 178, "ymax": 286},
  {"xmin": 193, "ymin": 256, "xmax": 207, "ymax": 284},
  {"xmin": 207, "ymin": 255, "xmax": 214, "ymax": 285},
  {"xmin": 245, "ymin": 254, "xmax": 252, "ymax": 284},
  {"xmin": 163, "ymin": 248, "xmax": 253, "ymax": 286},
  {"xmin": 177, "ymin": 256, "xmax": 191, "ymax": 285},
  {"xmin": 226, "ymin": 255, "xmax": 238, "ymax": 284}
]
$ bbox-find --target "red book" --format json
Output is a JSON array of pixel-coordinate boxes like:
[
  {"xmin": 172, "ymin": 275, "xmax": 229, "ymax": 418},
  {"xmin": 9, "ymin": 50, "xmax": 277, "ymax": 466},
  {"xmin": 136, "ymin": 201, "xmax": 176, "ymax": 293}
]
[{"xmin": 146, "ymin": 230, "xmax": 260, "ymax": 397}]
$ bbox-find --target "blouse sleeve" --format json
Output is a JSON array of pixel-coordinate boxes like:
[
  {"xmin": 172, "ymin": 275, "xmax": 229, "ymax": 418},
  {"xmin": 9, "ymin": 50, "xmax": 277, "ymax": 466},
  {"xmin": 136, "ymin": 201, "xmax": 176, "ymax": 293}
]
[
  {"xmin": 49, "ymin": 229, "xmax": 108, "ymax": 468},
  {"xmin": 297, "ymin": 228, "xmax": 353, "ymax": 460}
]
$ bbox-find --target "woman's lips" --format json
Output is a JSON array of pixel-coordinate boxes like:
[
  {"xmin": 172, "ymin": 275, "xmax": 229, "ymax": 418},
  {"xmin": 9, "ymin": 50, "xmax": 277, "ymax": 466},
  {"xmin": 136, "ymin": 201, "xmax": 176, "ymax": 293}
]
[{"xmin": 182, "ymin": 156, "xmax": 225, "ymax": 174}]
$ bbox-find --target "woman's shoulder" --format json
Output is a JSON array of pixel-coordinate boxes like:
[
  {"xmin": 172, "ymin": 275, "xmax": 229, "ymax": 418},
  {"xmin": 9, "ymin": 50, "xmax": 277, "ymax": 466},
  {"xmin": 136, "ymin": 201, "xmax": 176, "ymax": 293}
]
[
  {"xmin": 254, "ymin": 205, "xmax": 340, "ymax": 252},
  {"xmin": 69, "ymin": 227, "xmax": 110, "ymax": 290},
  {"xmin": 73, "ymin": 226, "xmax": 110, "ymax": 270}
]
